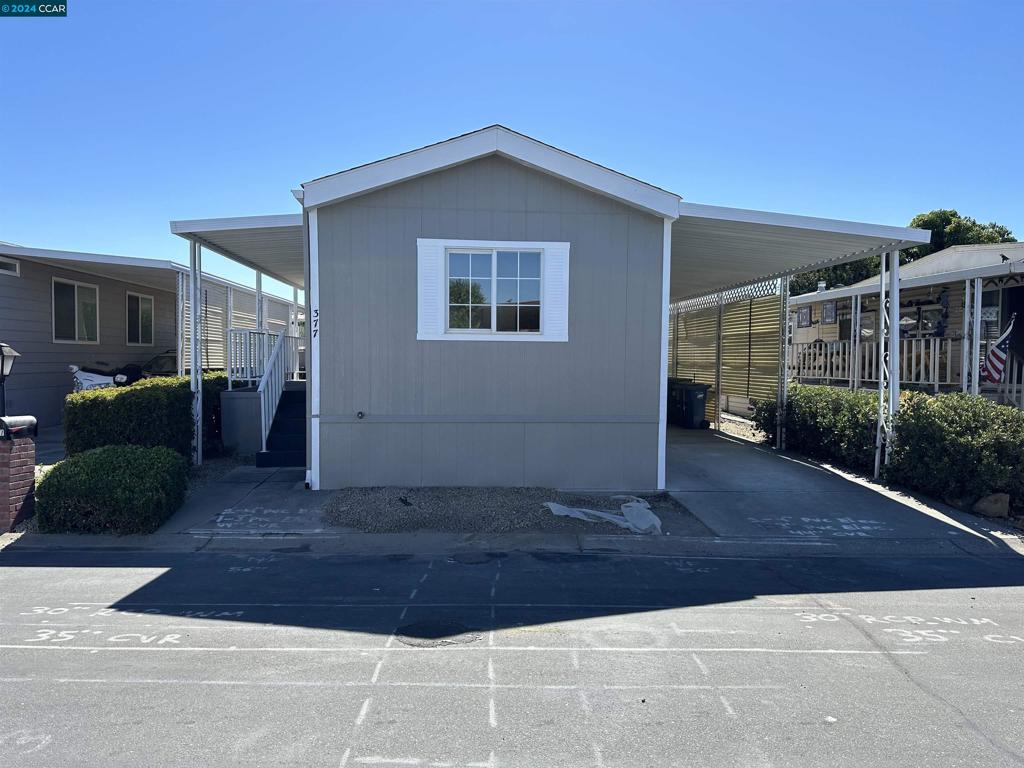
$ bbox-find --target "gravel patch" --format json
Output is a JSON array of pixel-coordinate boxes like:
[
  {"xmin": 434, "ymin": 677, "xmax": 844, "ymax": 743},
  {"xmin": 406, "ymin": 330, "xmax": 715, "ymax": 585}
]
[
  {"xmin": 324, "ymin": 487, "xmax": 700, "ymax": 535},
  {"xmin": 719, "ymin": 413, "xmax": 766, "ymax": 444}
]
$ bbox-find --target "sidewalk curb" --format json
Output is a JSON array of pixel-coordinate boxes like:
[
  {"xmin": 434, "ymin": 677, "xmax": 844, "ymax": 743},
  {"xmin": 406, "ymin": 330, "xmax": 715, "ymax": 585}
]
[{"xmin": 3, "ymin": 530, "xmax": 1021, "ymax": 559}]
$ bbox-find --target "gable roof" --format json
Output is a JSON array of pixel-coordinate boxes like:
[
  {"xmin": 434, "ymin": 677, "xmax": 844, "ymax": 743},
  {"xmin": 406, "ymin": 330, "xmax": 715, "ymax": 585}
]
[{"xmin": 299, "ymin": 125, "xmax": 682, "ymax": 219}]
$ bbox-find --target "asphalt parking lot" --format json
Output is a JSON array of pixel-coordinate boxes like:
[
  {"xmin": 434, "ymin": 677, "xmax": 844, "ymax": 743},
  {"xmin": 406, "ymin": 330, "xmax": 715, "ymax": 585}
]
[{"xmin": 2, "ymin": 547, "xmax": 1023, "ymax": 767}]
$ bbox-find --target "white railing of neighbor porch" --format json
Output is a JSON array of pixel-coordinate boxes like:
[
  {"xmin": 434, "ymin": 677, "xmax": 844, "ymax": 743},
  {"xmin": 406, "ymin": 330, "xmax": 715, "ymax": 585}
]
[
  {"xmin": 228, "ymin": 328, "xmax": 277, "ymax": 387},
  {"xmin": 997, "ymin": 351, "xmax": 1024, "ymax": 409},
  {"xmin": 790, "ymin": 338, "xmax": 955, "ymax": 392}
]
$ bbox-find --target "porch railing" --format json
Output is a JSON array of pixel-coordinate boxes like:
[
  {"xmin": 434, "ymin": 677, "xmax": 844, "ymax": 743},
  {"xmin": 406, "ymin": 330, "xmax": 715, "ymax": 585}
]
[
  {"xmin": 997, "ymin": 351, "xmax": 1024, "ymax": 409},
  {"xmin": 228, "ymin": 328, "xmax": 302, "ymax": 389},
  {"xmin": 789, "ymin": 338, "xmax": 955, "ymax": 392}
]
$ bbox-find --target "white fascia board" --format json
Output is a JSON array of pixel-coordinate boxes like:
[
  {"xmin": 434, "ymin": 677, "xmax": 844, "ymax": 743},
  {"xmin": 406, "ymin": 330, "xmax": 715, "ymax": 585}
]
[
  {"xmin": 301, "ymin": 129, "xmax": 500, "ymax": 209},
  {"xmin": 300, "ymin": 126, "xmax": 681, "ymax": 219},
  {"xmin": 493, "ymin": 130, "xmax": 680, "ymax": 219},
  {"xmin": 169, "ymin": 213, "xmax": 302, "ymax": 234},
  {"xmin": 677, "ymin": 202, "xmax": 931, "ymax": 245}
]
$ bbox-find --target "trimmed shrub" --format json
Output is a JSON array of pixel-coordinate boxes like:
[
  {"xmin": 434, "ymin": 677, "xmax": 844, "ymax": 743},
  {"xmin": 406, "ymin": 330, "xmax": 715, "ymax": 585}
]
[
  {"xmin": 887, "ymin": 392, "xmax": 1024, "ymax": 512},
  {"xmin": 752, "ymin": 384, "xmax": 878, "ymax": 471},
  {"xmin": 36, "ymin": 445, "xmax": 188, "ymax": 534},
  {"xmin": 64, "ymin": 372, "xmax": 229, "ymax": 458}
]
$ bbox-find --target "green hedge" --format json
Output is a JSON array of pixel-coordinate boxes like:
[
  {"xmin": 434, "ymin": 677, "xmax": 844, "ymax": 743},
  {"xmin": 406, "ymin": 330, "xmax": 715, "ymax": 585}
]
[
  {"xmin": 752, "ymin": 384, "xmax": 879, "ymax": 472},
  {"xmin": 64, "ymin": 372, "xmax": 228, "ymax": 459},
  {"xmin": 753, "ymin": 385, "xmax": 1024, "ymax": 513},
  {"xmin": 888, "ymin": 392, "xmax": 1024, "ymax": 511},
  {"xmin": 36, "ymin": 445, "xmax": 188, "ymax": 534}
]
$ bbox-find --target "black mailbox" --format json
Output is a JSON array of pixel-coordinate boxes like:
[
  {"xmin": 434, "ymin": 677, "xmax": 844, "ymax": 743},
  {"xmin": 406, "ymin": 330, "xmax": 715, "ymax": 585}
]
[{"xmin": 0, "ymin": 415, "xmax": 37, "ymax": 440}]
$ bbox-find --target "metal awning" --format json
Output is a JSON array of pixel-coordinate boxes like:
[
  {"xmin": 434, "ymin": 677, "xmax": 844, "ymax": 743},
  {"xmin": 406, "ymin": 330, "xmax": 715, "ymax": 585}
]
[
  {"xmin": 670, "ymin": 203, "xmax": 930, "ymax": 302},
  {"xmin": 0, "ymin": 243, "xmax": 185, "ymax": 293},
  {"xmin": 170, "ymin": 214, "xmax": 304, "ymax": 289}
]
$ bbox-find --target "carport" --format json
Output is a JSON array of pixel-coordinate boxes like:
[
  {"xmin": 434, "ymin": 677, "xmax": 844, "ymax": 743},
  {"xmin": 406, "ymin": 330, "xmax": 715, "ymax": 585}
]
[{"xmin": 666, "ymin": 203, "xmax": 929, "ymax": 479}]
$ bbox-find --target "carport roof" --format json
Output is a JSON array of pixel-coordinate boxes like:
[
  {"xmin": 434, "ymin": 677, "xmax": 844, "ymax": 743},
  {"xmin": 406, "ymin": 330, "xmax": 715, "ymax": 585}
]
[
  {"xmin": 170, "ymin": 214, "xmax": 304, "ymax": 289},
  {"xmin": 669, "ymin": 203, "xmax": 930, "ymax": 302},
  {"xmin": 0, "ymin": 243, "xmax": 185, "ymax": 294}
]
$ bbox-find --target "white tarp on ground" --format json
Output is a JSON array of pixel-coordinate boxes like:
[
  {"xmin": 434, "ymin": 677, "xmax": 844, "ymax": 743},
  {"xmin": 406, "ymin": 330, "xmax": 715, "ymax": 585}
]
[{"xmin": 544, "ymin": 495, "xmax": 662, "ymax": 535}]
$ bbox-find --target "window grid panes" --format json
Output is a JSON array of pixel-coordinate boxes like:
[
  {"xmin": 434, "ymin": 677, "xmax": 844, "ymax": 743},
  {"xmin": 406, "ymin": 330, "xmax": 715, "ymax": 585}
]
[
  {"xmin": 127, "ymin": 293, "xmax": 154, "ymax": 345},
  {"xmin": 447, "ymin": 249, "xmax": 541, "ymax": 334},
  {"xmin": 53, "ymin": 279, "xmax": 99, "ymax": 343}
]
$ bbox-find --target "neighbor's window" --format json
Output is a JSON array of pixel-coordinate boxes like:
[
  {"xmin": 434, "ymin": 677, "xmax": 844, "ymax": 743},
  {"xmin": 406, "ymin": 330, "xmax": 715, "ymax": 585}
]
[
  {"xmin": 0, "ymin": 255, "xmax": 19, "ymax": 277},
  {"xmin": 127, "ymin": 292, "xmax": 154, "ymax": 345},
  {"xmin": 447, "ymin": 249, "xmax": 542, "ymax": 333},
  {"xmin": 53, "ymin": 278, "xmax": 99, "ymax": 344}
]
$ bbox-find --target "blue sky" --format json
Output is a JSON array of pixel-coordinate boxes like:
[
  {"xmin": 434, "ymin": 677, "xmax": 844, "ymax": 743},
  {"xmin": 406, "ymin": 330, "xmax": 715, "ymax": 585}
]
[{"xmin": 2, "ymin": 0, "xmax": 1021, "ymax": 299}]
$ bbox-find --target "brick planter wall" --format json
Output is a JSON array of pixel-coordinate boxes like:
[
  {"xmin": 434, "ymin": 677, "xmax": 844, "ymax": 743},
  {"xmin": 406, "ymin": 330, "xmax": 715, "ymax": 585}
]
[{"xmin": 1, "ymin": 435, "xmax": 35, "ymax": 531}]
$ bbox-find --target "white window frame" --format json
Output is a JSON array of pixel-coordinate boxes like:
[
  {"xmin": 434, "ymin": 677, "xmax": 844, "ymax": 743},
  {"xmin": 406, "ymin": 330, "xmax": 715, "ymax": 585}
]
[
  {"xmin": 417, "ymin": 238, "xmax": 570, "ymax": 343},
  {"xmin": 445, "ymin": 247, "xmax": 544, "ymax": 336},
  {"xmin": 126, "ymin": 291, "xmax": 155, "ymax": 347},
  {"xmin": 52, "ymin": 277, "xmax": 100, "ymax": 345},
  {"xmin": 0, "ymin": 255, "xmax": 20, "ymax": 277}
]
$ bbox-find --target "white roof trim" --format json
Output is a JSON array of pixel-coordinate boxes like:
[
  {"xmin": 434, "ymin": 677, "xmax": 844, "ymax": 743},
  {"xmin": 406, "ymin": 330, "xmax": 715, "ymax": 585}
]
[
  {"xmin": 170, "ymin": 213, "xmax": 302, "ymax": 234},
  {"xmin": 791, "ymin": 260, "xmax": 1024, "ymax": 305},
  {"xmin": 678, "ymin": 202, "xmax": 931, "ymax": 245},
  {"xmin": 300, "ymin": 125, "xmax": 681, "ymax": 219}
]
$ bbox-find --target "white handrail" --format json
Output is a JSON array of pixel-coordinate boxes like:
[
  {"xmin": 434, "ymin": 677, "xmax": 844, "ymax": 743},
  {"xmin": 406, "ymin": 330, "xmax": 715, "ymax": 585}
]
[{"xmin": 257, "ymin": 333, "xmax": 286, "ymax": 452}]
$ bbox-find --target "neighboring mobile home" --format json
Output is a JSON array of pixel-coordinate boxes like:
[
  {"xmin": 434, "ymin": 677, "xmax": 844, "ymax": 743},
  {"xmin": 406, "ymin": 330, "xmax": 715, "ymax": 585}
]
[
  {"xmin": 172, "ymin": 126, "xmax": 930, "ymax": 489},
  {"xmin": 0, "ymin": 243, "xmax": 298, "ymax": 427},
  {"xmin": 789, "ymin": 242, "xmax": 1024, "ymax": 406}
]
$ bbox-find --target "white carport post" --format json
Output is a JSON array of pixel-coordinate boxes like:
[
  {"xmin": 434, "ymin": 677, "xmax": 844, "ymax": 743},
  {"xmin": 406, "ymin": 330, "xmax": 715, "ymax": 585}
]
[
  {"xmin": 189, "ymin": 240, "xmax": 203, "ymax": 465},
  {"xmin": 850, "ymin": 293, "xmax": 861, "ymax": 389},
  {"xmin": 961, "ymin": 279, "xmax": 972, "ymax": 392},
  {"xmin": 873, "ymin": 250, "xmax": 900, "ymax": 477},
  {"xmin": 971, "ymin": 277, "xmax": 983, "ymax": 395}
]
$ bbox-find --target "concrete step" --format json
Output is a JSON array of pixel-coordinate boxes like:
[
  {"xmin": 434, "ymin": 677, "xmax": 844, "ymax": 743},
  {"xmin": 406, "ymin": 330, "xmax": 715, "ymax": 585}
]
[{"xmin": 255, "ymin": 449, "xmax": 305, "ymax": 468}]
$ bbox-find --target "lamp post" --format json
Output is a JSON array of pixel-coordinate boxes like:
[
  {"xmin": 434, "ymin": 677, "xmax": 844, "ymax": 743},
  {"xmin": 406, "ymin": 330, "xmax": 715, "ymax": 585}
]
[{"xmin": 0, "ymin": 342, "xmax": 20, "ymax": 418}]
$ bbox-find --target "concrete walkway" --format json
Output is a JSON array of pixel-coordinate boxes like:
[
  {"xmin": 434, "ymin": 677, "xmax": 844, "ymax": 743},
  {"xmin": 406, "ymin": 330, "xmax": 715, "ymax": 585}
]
[
  {"xmin": 665, "ymin": 427, "xmax": 1017, "ymax": 549},
  {"xmin": 160, "ymin": 466, "xmax": 328, "ymax": 536}
]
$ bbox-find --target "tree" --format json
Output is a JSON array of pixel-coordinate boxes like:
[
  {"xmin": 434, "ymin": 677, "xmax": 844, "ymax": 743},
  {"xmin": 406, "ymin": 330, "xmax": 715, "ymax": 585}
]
[{"xmin": 790, "ymin": 209, "xmax": 1016, "ymax": 296}]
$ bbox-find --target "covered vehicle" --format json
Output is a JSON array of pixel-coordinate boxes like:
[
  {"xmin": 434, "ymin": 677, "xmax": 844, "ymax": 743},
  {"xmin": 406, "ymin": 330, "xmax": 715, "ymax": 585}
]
[{"xmin": 69, "ymin": 349, "xmax": 178, "ymax": 392}]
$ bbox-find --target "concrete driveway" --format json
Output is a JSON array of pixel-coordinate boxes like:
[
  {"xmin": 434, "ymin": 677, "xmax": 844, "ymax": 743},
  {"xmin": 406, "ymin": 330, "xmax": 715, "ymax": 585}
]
[{"xmin": 665, "ymin": 427, "xmax": 1014, "ymax": 546}]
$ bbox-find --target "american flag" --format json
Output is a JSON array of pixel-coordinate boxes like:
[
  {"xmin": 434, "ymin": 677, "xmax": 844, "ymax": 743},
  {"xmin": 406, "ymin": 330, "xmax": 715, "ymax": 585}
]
[{"xmin": 981, "ymin": 313, "xmax": 1016, "ymax": 384}]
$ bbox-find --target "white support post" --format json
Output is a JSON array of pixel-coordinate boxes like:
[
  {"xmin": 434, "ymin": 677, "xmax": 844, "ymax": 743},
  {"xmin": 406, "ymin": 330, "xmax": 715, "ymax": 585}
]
[
  {"xmin": 874, "ymin": 251, "xmax": 890, "ymax": 479},
  {"xmin": 226, "ymin": 286, "xmax": 234, "ymax": 390},
  {"xmin": 292, "ymin": 286, "xmax": 300, "ymax": 336},
  {"xmin": 971, "ymin": 277, "xmax": 982, "ymax": 395},
  {"xmin": 189, "ymin": 241, "xmax": 204, "ymax": 465},
  {"xmin": 885, "ymin": 250, "xmax": 901, "ymax": 466},
  {"xmin": 851, "ymin": 293, "xmax": 861, "ymax": 389},
  {"xmin": 775, "ymin": 276, "xmax": 790, "ymax": 451},
  {"xmin": 175, "ymin": 270, "xmax": 185, "ymax": 377},
  {"xmin": 657, "ymin": 218, "xmax": 672, "ymax": 490},
  {"xmin": 714, "ymin": 292, "xmax": 724, "ymax": 431},
  {"xmin": 961, "ymin": 279, "xmax": 972, "ymax": 392},
  {"xmin": 255, "ymin": 272, "xmax": 264, "ymax": 329}
]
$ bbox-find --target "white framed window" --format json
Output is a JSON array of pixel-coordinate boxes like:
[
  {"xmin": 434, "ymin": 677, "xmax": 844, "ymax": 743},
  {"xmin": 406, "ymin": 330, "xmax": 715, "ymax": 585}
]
[
  {"xmin": 52, "ymin": 277, "xmax": 100, "ymax": 344},
  {"xmin": 0, "ymin": 255, "xmax": 19, "ymax": 277},
  {"xmin": 126, "ymin": 291, "xmax": 154, "ymax": 346},
  {"xmin": 417, "ymin": 238, "xmax": 569, "ymax": 342}
]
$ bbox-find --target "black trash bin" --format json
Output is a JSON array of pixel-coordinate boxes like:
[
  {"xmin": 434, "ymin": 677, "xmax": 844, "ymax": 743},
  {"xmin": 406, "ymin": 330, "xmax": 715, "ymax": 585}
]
[
  {"xmin": 678, "ymin": 381, "xmax": 711, "ymax": 429},
  {"xmin": 666, "ymin": 377, "xmax": 690, "ymax": 426}
]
